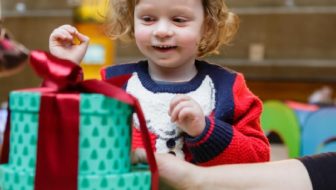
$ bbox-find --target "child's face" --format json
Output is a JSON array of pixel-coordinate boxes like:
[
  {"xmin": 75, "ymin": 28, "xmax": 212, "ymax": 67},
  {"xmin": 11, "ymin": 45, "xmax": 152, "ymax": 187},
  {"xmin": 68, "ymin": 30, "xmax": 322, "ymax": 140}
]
[{"xmin": 134, "ymin": 0, "xmax": 204, "ymax": 70}]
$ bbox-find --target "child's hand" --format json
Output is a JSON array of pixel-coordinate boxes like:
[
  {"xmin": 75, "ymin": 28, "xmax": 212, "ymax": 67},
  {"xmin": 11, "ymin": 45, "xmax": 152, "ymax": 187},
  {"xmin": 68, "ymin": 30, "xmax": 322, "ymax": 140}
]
[
  {"xmin": 132, "ymin": 148, "xmax": 147, "ymax": 164},
  {"xmin": 169, "ymin": 95, "xmax": 206, "ymax": 137},
  {"xmin": 49, "ymin": 25, "xmax": 89, "ymax": 65}
]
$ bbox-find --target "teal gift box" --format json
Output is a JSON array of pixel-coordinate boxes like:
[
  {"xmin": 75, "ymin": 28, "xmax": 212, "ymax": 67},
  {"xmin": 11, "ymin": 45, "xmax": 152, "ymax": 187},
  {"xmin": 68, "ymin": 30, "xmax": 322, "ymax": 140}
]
[
  {"xmin": 0, "ymin": 51, "xmax": 157, "ymax": 190},
  {"xmin": 0, "ymin": 92, "xmax": 150, "ymax": 190}
]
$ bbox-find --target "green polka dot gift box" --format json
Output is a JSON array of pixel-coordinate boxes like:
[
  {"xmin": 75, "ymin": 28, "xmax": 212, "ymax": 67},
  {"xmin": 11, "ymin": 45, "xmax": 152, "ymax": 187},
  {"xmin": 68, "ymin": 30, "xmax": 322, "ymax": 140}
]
[{"xmin": 0, "ymin": 51, "xmax": 158, "ymax": 190}]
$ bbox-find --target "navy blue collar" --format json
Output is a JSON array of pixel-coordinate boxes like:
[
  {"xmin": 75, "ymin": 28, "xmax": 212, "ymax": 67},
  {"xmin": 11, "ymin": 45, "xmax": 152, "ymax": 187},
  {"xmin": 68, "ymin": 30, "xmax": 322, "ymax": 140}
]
[{"xmin": 136, "ymin": 60, "xmax": 207, "ymax": 93}]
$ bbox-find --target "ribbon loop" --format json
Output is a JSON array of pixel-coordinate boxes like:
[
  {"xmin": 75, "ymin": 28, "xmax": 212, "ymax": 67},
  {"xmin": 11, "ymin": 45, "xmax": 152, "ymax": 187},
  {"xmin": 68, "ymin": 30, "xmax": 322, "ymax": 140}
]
[{"xmin": 29, "ymin": 51, "xmax": 83, "ymax": 90}]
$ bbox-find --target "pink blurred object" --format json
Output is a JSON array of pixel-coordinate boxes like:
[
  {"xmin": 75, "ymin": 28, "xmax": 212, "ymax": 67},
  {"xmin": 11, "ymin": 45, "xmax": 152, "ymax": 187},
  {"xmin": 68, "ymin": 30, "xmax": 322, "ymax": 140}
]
[
  {"xmin": 0, "ymin": 27, "xmax": 29, "ymax": 77},
  {"xmin": 285, "ymin": 100, "xmax": 320, "ymax": 111}
]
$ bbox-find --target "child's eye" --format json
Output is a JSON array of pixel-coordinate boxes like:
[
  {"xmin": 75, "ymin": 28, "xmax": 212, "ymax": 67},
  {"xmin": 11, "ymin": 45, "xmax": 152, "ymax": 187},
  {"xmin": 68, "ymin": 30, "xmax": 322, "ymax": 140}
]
[
  {"xmin": 141, "ymin": 16, "xmax": 155, "ymax": 23},
  {"xmin": 172, "ymin": 17, "xmax": 187, "ymax": 23}
]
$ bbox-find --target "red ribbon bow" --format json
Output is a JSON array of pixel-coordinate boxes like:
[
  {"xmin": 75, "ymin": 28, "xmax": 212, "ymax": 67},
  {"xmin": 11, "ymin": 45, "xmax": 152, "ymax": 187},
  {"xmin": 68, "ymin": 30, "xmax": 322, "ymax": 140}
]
[{"xmin": 1, "ymin": 50, "xmax": 158, "ymax": 190}]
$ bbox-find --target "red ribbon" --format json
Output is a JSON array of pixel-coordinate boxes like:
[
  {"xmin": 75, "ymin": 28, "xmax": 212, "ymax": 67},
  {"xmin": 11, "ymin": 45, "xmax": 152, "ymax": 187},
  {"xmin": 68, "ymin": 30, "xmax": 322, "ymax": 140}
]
[
  {"xmin": 0, "ymin": 51, "xmax": 158, "ymax": 190},
  {"xmin": 0, "ymin": 106, "xmax": 10, "ymax": 164}
]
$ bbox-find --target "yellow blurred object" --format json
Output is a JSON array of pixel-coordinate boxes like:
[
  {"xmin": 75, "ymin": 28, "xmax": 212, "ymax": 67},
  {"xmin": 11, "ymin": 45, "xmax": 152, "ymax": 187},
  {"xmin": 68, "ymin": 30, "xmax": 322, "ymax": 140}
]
[
  {"xmin": 76, "ymin": 23, "xmax": 115, "ymax": 80},
  {"xmin": 74, "ymin": 0, "xmax": 114, "ymax": 79},
  {"xmin": 74, "ymin": 0, "xmax": 108, "ymax": 23}
]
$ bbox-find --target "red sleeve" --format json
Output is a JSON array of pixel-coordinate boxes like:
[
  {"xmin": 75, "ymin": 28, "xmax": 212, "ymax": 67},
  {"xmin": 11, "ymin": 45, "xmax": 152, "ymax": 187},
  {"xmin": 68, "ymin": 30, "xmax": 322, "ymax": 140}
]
[
  {"xmin": 131, "ymin": 126, "xmax": 157, "ymax": 152},
  {"xmin": 205, "ymin": 73, "xmax": 269, "ymax": 165},
  {"xmin": 186, "ymin": 73, "xmax": 270, "ymax": 166}
]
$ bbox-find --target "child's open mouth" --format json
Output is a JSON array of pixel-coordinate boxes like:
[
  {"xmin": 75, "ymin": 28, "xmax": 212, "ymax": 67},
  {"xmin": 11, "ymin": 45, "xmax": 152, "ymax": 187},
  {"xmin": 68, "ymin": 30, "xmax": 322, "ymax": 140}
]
[{"xmin": 152, "ymin": 45, "xmax": 177, "ymax": 52}]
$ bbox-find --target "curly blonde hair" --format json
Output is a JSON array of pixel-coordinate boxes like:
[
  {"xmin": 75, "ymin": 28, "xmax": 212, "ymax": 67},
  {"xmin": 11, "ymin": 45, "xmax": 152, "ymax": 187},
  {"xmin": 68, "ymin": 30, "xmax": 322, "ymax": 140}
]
[{"xmin": 104, "ymin": 0, "xmax": 239, "ymax": 57}]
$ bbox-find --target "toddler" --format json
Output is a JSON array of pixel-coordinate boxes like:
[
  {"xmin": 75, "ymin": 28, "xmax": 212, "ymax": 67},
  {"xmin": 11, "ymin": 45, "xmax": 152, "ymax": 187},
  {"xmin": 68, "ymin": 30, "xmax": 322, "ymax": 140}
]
[{"xmin": 49, "ymin": 0, "xmax": 270, "ymax": 166}]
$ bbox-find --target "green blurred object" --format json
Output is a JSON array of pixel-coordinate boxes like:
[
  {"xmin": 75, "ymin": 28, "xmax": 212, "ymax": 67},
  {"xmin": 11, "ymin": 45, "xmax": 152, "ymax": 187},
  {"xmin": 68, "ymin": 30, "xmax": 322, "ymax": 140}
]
[{"xmin": 261, "ymin": 100, "xmax": 301, "ymax": 158}]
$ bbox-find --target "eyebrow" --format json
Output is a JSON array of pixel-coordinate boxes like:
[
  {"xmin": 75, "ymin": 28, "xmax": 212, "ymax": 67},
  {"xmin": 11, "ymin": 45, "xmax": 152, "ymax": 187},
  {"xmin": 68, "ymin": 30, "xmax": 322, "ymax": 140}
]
[
  {"xmin": 134, "ymin": 4, "xmax": 155, "ymax": 12},
  {"xmin": 135, "ymin": 4, "xmax": 194, "ymax": 16},
  {"xmin": 170, "ymin": 6, "xmax": 194, "ymax": 15}
]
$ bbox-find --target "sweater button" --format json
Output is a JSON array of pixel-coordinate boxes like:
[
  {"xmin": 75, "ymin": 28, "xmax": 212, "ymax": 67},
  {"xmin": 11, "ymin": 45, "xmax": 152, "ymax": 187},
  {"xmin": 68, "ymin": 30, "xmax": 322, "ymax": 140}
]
[{"xmin": 166, "ymin": 138, "xmax": 176, "ymax": 149}]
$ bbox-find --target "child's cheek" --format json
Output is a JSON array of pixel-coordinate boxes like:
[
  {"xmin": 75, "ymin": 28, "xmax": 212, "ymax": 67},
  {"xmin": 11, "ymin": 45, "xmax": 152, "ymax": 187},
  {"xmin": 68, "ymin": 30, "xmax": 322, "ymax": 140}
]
[
  {"xmin": 134, "ymin": 28, "xmax": 152, "ymax": 44},
  {"xmin": 176, "ymin": 30, "xmax": 200, "ymax": 49}
]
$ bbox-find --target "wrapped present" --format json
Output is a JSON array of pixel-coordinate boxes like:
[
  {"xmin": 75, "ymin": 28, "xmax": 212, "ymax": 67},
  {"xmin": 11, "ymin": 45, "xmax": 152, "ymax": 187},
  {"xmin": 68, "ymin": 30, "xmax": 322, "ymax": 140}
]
[{"xmin": 0, "ymin": 51, "xmax": 158, "ymax": 190}]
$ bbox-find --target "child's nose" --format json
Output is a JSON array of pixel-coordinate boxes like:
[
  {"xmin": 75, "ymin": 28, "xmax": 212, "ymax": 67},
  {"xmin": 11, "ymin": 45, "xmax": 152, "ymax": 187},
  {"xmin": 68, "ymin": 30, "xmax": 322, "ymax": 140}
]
[{"xmin": 153, "ymin": 20, "xmax": 173, "ymax": 38}]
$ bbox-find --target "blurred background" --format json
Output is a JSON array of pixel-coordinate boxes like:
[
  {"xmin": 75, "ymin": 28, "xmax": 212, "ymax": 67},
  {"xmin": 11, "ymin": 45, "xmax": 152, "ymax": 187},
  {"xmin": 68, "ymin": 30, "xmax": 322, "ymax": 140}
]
[{"xmin": 1, "ymin": 0, "xmax": 336, "ymax": 160}]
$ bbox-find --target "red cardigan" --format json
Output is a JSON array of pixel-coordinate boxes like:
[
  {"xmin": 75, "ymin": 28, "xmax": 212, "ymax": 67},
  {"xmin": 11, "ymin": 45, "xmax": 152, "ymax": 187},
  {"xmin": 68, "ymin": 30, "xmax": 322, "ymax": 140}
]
[{"xmin": 102, "ymin": 60, "xmax": 270, "ymax": 166}]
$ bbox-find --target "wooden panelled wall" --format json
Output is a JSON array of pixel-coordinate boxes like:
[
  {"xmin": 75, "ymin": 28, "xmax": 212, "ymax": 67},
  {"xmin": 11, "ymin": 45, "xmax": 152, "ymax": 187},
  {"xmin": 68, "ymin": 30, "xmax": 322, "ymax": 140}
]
[{"xmin": 1, "ymin": 1, "xmax": 336, "ymax": 104}]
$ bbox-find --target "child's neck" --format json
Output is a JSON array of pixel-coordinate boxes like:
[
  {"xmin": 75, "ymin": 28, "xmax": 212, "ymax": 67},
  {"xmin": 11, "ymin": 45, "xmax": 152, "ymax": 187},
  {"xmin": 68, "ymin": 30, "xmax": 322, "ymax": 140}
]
[{"xmin": 148, "ymin": 63, "xmax": 198, "ymax": 83}]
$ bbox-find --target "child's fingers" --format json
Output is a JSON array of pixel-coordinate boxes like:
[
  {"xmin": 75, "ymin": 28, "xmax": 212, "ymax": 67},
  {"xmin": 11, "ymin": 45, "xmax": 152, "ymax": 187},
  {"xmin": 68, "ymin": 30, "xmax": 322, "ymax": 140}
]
[
  {"xmin": 50, "ymin": 29, "xmax": 73, "ymax": 43},
  {"xmin": 131, "ymin": 148, "xmax": 148, "ymax": 164},
  {"xmin": 177, "ymin": 108, "xmax": 194, "ymax": 122},
  {"xmin": 169, "ymin": 95, "xmax": 191, "ymax": 115},
  {"xmin": 61, "ymin": 24, "xmax": 77, "ymax": 33},
  {"xmin": 57, "ymin": 30, "xmax": 74, "ymax": 41},
  {"xmin": 177, "ymin": 107, "xmax": 205, "ymax": 137},
  {"xmin": 51, "ymin": 25, "xmax": 78, "ymax": 42},
  {"xmin": 75, "ymin": 31, "xmax": 90, "ymax": 44},
  {"xmin": 59, "ymin": 25, "xmax": 89, "ymax": 43},
  {"xmin": 59, "ymin": 25, "xmax": 89, "ymax": 45},
  {"xmin": 170, "ymin": 101, "xmax": 192, "ymax": 122}
]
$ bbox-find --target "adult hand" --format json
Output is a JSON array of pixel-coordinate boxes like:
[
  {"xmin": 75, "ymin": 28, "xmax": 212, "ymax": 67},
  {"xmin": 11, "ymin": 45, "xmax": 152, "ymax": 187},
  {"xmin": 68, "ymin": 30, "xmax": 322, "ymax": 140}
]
[{"xmin": 156, "ymin": 153, "xmax": 200, "ymax": 190}]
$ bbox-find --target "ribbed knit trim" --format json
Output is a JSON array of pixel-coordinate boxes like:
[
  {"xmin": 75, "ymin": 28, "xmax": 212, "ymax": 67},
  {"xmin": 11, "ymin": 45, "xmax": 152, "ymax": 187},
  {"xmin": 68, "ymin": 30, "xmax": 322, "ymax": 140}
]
[
  {"xmin": 136, "ymin": 60, "xmax": 207, "ymax": 93},
  {"xmin": 103, "ymin": 62, "xmax": 137, "ymax": 79},
  {"xmin": 185, "ymin": 118, "xmax": 233, "ymax": 163},
  {"xmin": 184, "ymin": 117, "xmax": 212, "ymax": 145}
]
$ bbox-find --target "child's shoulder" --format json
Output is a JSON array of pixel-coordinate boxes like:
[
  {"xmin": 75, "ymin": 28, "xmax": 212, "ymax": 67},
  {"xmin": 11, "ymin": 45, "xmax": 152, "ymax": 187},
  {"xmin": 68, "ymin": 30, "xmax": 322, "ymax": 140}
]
[
  {"xmin": 101, "ymin": 61, "xmax": 142, "ymax": 79},
  {"xmin": 198, "ymin": 60, "xmax": 237, "ymax": 78}
]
